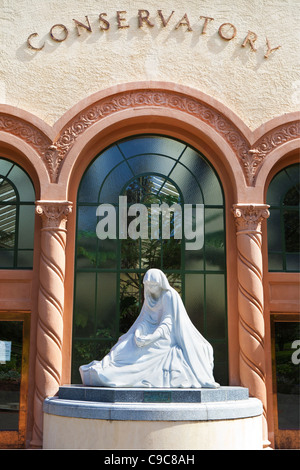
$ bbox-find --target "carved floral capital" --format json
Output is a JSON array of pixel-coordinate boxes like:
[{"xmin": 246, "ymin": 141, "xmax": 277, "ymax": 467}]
[
  {"xmin": 232, "ymin": 204, "xmax": 270, "ymax": 232},
  {"xmin": 35, "ymin": 201, "xmax": 72, "ymax": 228}
]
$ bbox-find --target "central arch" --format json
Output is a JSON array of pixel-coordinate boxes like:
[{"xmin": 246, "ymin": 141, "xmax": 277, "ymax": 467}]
[
  {"xmin": 62, "ymin": 82, "xmax": 242, "ymax": 390},
  {"xmin": 71, "ymin": 135, "xmax": 228, "ymax": 385}
]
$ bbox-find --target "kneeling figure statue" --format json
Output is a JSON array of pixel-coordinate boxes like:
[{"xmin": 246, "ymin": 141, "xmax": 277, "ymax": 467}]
[{"xmin": 80, "ymin": 269, "xmax": 220, "ymax": 388}]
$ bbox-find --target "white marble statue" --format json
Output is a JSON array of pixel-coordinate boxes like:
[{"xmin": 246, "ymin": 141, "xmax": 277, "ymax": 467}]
[{"xmin": 80, "ymin": 269, "xmax": 220, "ymax": 388}]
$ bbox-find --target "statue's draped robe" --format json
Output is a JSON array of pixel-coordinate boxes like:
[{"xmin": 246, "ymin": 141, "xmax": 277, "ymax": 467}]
[{"xmin": 80, "ymin": 270, "xmax": 219, "ymax": 388}]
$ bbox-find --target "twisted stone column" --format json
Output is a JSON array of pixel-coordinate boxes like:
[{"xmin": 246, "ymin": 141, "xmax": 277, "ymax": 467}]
[
  {"xmin": 31, "ymin": 201, "xmax": 72, "ymax": 448},
  {"xmin": 232, "ymin": 203, "xmax": 270, "ymax": 447}
]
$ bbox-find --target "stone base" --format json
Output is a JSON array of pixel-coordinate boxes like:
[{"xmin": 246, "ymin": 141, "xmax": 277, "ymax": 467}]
[{"xmin": 43, "ymin": 385, "xmax": 263, "ymax": 450}]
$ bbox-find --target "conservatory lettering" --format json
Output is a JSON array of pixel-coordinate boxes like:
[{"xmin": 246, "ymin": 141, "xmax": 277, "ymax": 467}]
[{"xmin": 26, "ymin": 10, "xmax": 281, "ymax": 58}]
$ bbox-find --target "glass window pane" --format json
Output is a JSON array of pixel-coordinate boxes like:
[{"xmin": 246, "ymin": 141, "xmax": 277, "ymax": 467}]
[
  {"xmin": 8, "ymin": 165, "xmax": 34, "ymax": 201},
  {"xmin": 0, "ymin": 321, "xmax": 23, "ymax": 431},
  {"xmin": 77, "ymin": 205, "xmax": 97, "ymax": 234},
  {"xmin": 185, "ymin": 246, "xmax": 204, "ymax": 271},
  {"xmin": 0, "ymin": 159, "xmax": 14, "ymax": 177},
  {"xmin": 268, "ymin": 209, "xmax": 282, "ymax": 252},
  {"xmin": 96, "ymin": 239, "xmax": 118, "ymax": 269},
  {"xmin": 17, "ymin": 250, "xmax": 33, "ymax": 268},
  {"xmin": 18, "ymin": 205, "xmax": 35, "ymax": 249},
  {"xmin": 0, "ymin": 159, "xmax": 35, "ymax": 269},
  {"xmin": 284, "ymin": 185, "xmax": 299, "ymax": 206},
  {"xmin": 121, "ymin": 238, "xmax": 140, "ymax": 270},
  {"xmin": 140, "ymin": 238, "xmax": 162, "ymax": 270},
  {"xmin": 0, "ymin": 249, "xmax": 14, "ymax": 268},
  {"xmin": 210, "ymin": 340, "xmax": 228, "ymax": 385},
  {"xmin": 268, "ymin": 253, "xmax": 283, "ymax": 271},
  {"xmin": 284, "ymin": 209, "xmax": 299, "ymax": 253},
  {"xmin": 267, "ymin": 170, "xmax": 291, "ymax": 205},
  {"xmin": 99, "ymin": 162, "xmax": 133, "ymax": 203},
  {"xmin": 205, "ymin": 208, "xmax": 225, "ymax": 271},
  {"xmin": 73, "ymin": 272, "xmax": 96, "ymax": 337},
  {"xmin": 185, "ymin": 274, "xmax": 205, "ymax": 334},
  {"xmin": 96, "ymin": 273, "xmax": 117, "ymax": 338},
  {"xmin": 286, "ymin": 254, "xmax": 300, "ymax": 272},
  {"xmin": 127, "ymin": 154, "xmax": 177, "ymax": 177},
  {"xmin": 178, "ymin": 149, "xmax": 223, "ymax": 205},
  {"xmin": 0, "ymin": 204, "xmax": 16, "ymax": 249},
  {"xmin": 274, "ymin": 321, "xmax": 300, "ymax": 430},
  {"xmin": 77, "ymin": 207, "xmax": 98, "ymax": 269},
  {"xmin": 267, "ymin": 165, "xmax": 299, "ymax": 206},
  {"xmin": 267, "ymin": 164, "xmax": 300, "ymax": 272},
  {"xmin": 206, "ymin": 274, "xmax": 226, "ymax": 339},
  {"xmin": 168, "ymin": 163, "xmax": 203, "ymax": 204},
  {"xmin": 78, "ymin": 146, "xmax": 124, "ymax": 203},
  {"xmin": 119, "ymin": 273, "xmax": 142, "ymax": 335},
  {"xmin": 0, "ymin": 179, "xmax": 17, "ymax": 203},
  {"xmin": 162, "ymin": 238, "xmax": 181, "ymax": 270},
  {"xmin": 119, "ymin": 136, "xmax": 186, "ymax": 159}
]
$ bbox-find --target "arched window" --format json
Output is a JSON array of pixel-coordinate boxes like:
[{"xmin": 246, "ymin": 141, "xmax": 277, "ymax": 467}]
[
  {"xmin": 267, "ymin": 163, "xmax": 299, "ymax": 272},
  {"xmin": 0, "ymin": 158, "xmax": 35, "ymax": 268},
  {"xmin": 72, "ymin": 136, "xmax": 227, "ymax": 383}
]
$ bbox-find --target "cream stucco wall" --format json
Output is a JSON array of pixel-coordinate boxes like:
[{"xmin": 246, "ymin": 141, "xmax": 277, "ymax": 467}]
[{"xmin": 1, "ymin": 0, "xmax": 299, "ymax": 130}]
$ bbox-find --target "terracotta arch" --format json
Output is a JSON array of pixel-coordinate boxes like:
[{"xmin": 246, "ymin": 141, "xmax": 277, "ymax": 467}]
[
  {"xmin": 62, "ymin": 107, "xmax": 242, "ymax": 204},
  {"xmin": 0, "ymin": 133, "xmax": 45, "ymax": 198},
  {"xmin": 250, "ymin": 113, "xmax": 300, "ymax": 199},
  {"xmin": 0, "ymin": 105, "xmax": 54, "ymax": 196},
  {"xmin": 52, "ymin": 81, "xmax": 251, "ymax": 197},
  {"xmin": 257, "ymin": 141, "xmax": 300, "ymax": 201},
  {"xmin": 60, "ymin": 85, "xmax": 244, "ymax": 399}
]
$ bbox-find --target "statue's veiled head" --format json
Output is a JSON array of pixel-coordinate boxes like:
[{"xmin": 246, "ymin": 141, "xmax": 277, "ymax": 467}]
[{"xmin": 143, "ymin": 269, "xmax": 170, "ymax": 298}]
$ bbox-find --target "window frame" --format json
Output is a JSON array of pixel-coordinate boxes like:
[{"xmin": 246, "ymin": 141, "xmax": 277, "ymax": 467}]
[{"xmin": 0, "ymin": 159, "xmax": 35, "ymax": 269}]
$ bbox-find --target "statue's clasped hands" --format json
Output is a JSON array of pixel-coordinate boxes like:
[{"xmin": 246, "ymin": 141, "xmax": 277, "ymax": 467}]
[{"xmin": 134, "ymin": 330, "xmax": 153, "ymax": 347}]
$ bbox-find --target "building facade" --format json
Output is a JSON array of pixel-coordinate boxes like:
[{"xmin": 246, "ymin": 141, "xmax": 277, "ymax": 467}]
[{"xmin": 0, "ymin": 0, "xmax": 299, "ymax": 449}]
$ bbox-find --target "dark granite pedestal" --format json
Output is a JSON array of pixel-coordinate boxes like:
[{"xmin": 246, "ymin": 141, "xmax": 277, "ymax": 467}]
[
  {"xmin": 58, "ymin": 384, "xmax": 249, "ymax": 403},
  {"xmin": 44, "ymin": 384, "xmax": 261, "ymax": 421}
]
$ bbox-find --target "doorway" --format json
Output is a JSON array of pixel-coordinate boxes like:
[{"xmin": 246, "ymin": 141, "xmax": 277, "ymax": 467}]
[{"xmin": 0, "ymin": 311, "xmax": 30, "ymax": 448}]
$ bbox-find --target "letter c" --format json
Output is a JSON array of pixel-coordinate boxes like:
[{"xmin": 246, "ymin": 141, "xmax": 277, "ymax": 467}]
[{"xmin": 27, "ymin": 32, "xmax": 45, "ymax": 51}]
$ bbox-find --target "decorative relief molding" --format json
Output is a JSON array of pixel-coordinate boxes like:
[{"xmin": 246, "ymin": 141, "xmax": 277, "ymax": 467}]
[
  {"xmin": 43, "ymin": 144, "xmax": 63, "ymax": 183},
  {"xmin": 1, "ymin": 93, "xmax": 299, "ymax": 186},
  {"xmin": 246, "ymin": 121, "xmax": 300, "ymax": 185},
  {"xmin": 50, "ymin": 90, "xmax": 251, "ymax": 183},
  {"xmin": 0, "ymin": 113, "xmax": 50, "ymax": 155},
  {"xmin": 49, "ymin": 91, "xmax": 300, "ymax": 185}
]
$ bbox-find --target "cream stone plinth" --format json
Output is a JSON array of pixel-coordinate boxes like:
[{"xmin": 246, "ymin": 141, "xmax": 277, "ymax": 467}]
[
  {"xmin": 43, "ymin": 387, "xmax": 263, "ymax": 449},
  {"xmin": 43, "ymin": 413, "xmax": 263, "ymax": 450}
]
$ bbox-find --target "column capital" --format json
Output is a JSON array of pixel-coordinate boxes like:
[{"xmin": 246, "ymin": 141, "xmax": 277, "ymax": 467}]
[
  {"xmin": 232, "ymin": 203, "xmax": 270, "ymax": 232},
  {"xmin": 35, "ymin": 200, "xmax": 72, "ymax": 228}
]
